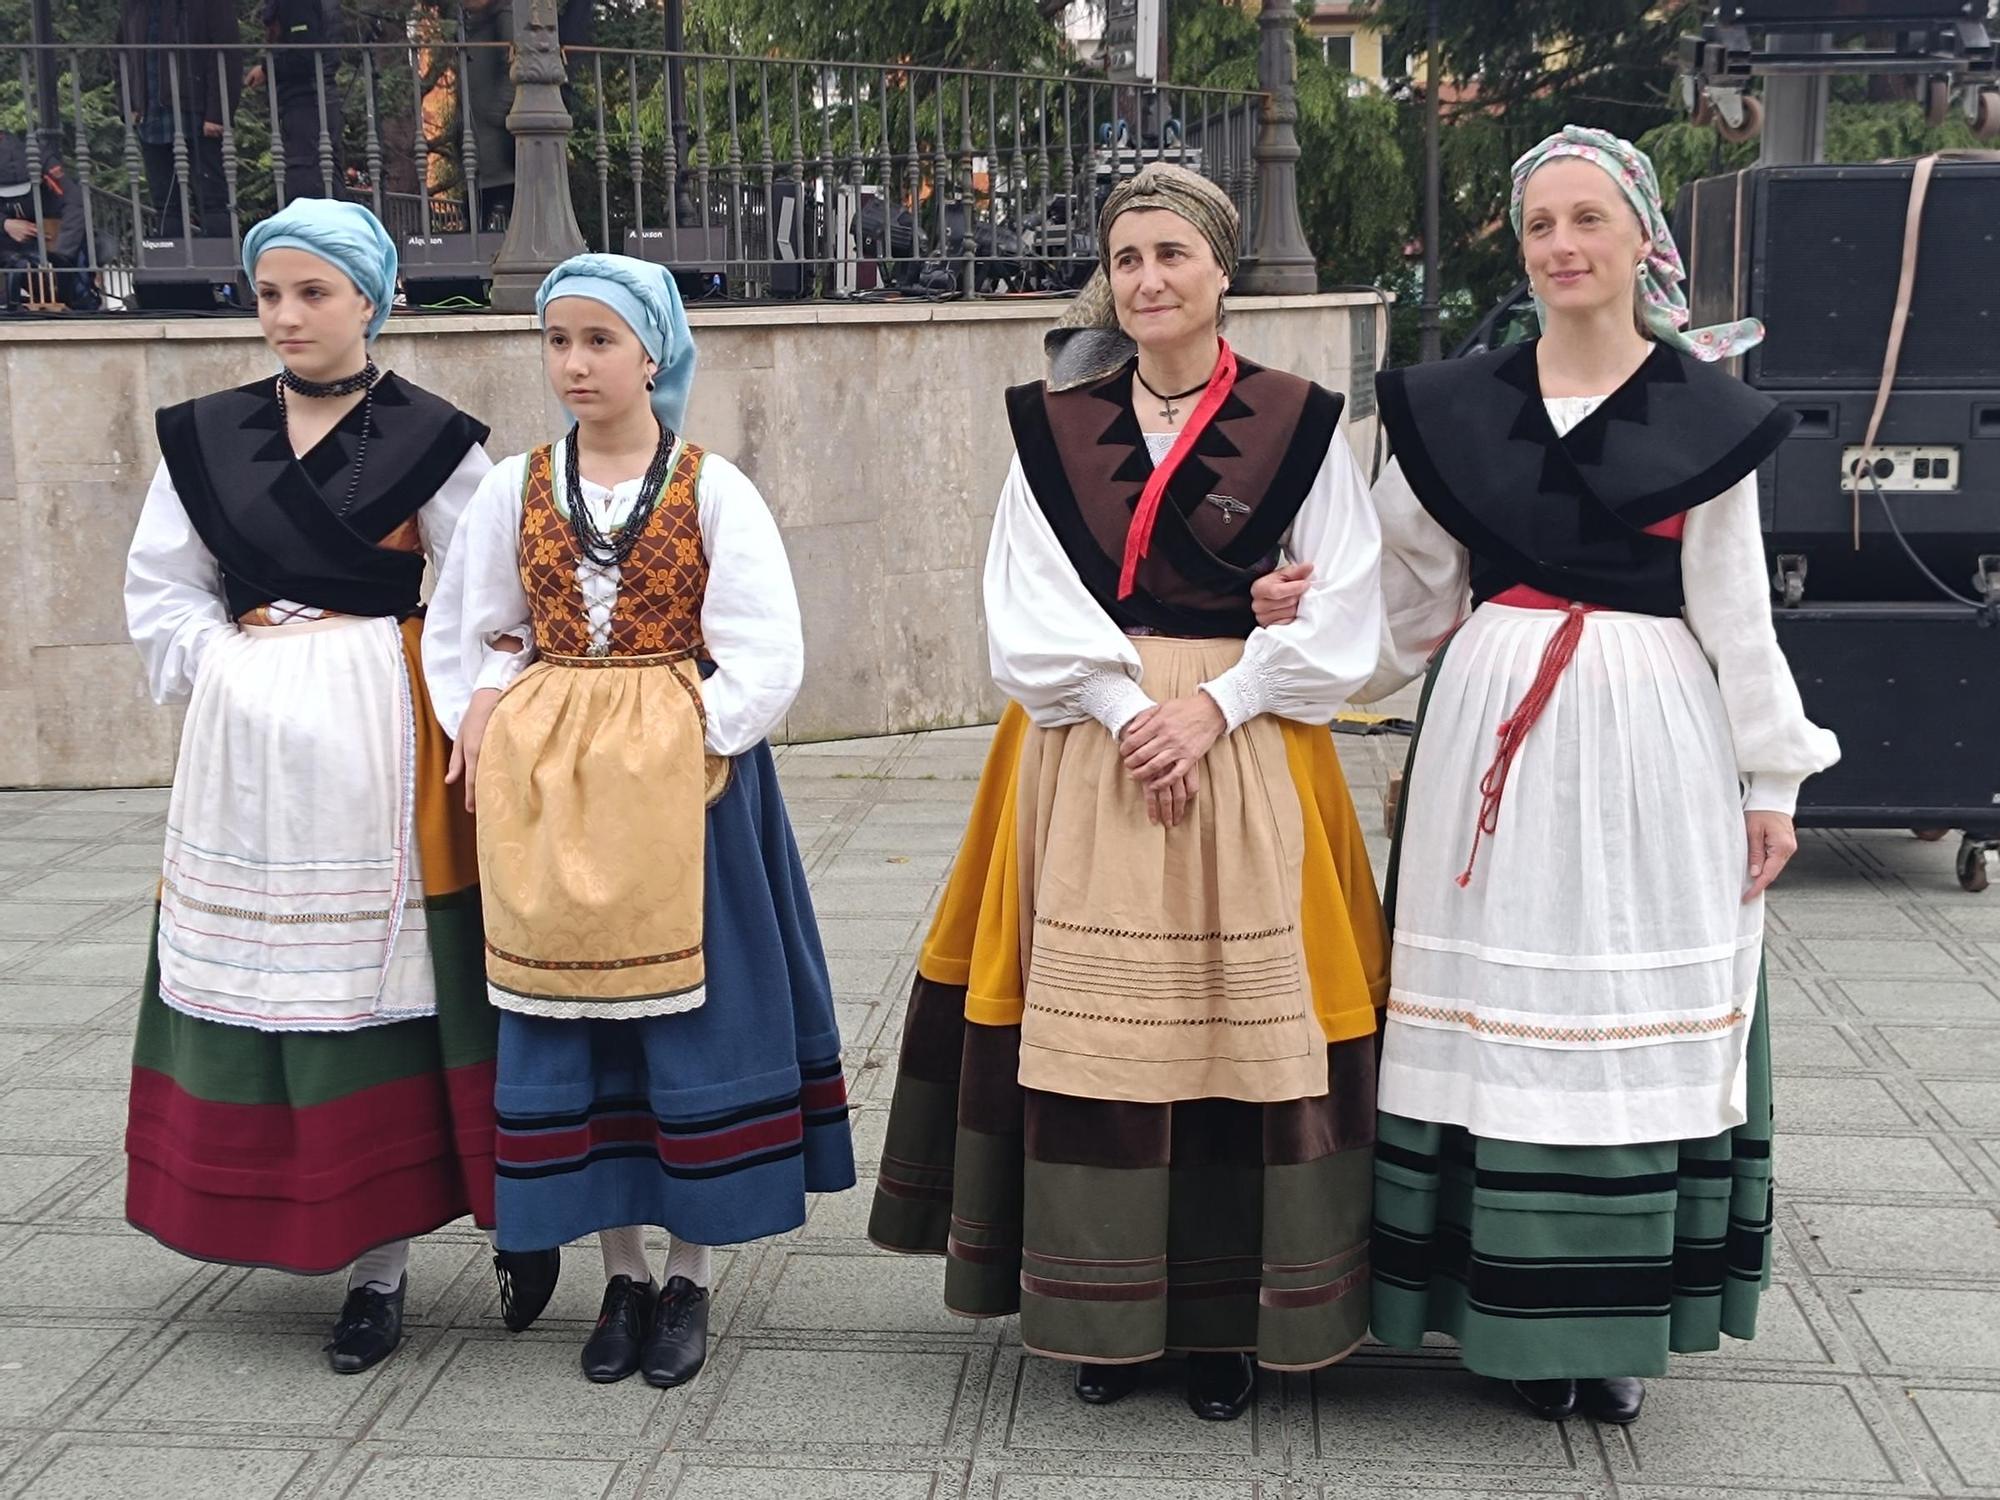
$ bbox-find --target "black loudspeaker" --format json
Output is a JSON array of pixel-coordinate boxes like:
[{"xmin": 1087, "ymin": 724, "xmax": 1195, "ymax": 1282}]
[
  {"xmin": 1775, "ymin": 603, "xmax": 2000, "ymax": 831},
  {"xmin": 400, "ymin": 231, "xmax": 504, "ymax": 309},
  {"xmin": 1678, "ymin": 162, "xmax": 2000, "ymax": 603},
  {"xmin": 1680, "ymin": 161, "xmax": 2000, "ymax": 391},
  {"xmin": 131, "ymin": 237, "xmax": 247, "ymax": 309}
]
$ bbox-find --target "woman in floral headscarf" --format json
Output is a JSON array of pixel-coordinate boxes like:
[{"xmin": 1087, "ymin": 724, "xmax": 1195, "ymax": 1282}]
[{"xmin": 1259, "ymin": 127, "xmax": 1839, "ymax": 1425}]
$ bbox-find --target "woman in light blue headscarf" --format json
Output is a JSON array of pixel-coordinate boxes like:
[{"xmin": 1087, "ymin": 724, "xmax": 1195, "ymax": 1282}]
[
  {"xmin": 423, "ymin": 253, "xmax": 856, "ymax": 1392},
  {"xmin": 122, "ymin": 198, "xmax": 562, "ymax": 1381}
]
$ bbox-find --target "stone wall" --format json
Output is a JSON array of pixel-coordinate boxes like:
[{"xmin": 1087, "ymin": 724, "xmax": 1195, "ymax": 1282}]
[{"xmin": 0, "ymin": 293, "xmax": 1385, "ymax": 788}]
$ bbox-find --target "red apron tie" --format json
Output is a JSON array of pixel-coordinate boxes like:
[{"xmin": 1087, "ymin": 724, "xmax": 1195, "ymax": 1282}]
[
  {"xmin": 1117, "ymin": 341, "xmax": 1240, "ymax": 600},
  {"xmin": 1457, "ymin": 602, "xmax": 1594, "ymax": 888}
]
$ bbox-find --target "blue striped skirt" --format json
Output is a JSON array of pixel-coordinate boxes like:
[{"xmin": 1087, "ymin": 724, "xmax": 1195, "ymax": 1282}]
[{"xmin": 492, "ymin": 741, "xmax": 856, "ymax": 1249}]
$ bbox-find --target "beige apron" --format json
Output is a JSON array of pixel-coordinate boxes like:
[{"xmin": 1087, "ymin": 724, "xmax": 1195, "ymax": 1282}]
[{"xmin": 1015, "ymin": 636, "xmax": 1326, "ymax": 1104}]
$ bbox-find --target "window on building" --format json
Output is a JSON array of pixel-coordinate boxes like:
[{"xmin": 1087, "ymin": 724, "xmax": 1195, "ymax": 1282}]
[{"xmin": 1323, "ymin": 34, "xmax": 1354, "ymax": 72}]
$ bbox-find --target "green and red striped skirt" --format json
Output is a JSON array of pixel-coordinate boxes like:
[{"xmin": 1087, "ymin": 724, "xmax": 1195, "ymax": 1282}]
[{"xmin": 124, "ymin": 620, "xmax": 497, "ymax": 1274}]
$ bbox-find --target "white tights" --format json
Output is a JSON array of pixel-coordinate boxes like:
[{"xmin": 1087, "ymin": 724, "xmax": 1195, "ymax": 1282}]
[{"xmin": 597, "ymin": 1225, "xmax": 712, "ymax": 1289}]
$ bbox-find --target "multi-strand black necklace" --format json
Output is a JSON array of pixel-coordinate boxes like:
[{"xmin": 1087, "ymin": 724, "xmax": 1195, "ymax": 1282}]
[
  {"xmin": 563, "ymin": 419, "xmax": 677, "ymax": 568},
  {"xmin": 276, "ymin": 358, "xmax": 379, "ymax": 518}
]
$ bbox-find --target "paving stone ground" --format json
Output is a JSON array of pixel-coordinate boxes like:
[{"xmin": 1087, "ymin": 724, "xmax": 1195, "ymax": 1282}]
[{"xmin": 0, "ymin": 715, "xmax": 1997, "ymax": 1500}]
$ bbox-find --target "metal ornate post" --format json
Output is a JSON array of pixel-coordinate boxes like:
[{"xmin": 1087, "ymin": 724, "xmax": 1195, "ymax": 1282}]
[
  {"xmin": 1236, "ymin": 0, "xmax": 1316, "ymax": 294},
  {"xmin": 489, "ymin": 0, "xmax": 586, "ymax": 311}
]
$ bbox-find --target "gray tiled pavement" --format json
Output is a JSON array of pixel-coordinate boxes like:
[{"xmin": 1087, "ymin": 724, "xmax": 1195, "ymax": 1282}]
[{"xmin": 1, "ymin": 718, "xmax": 1997, "ymax": 1500}]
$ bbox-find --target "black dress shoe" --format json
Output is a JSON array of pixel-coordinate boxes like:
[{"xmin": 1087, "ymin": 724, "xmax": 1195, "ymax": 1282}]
[
  {"xmin": 1511, "ymin": 1378, "xmax": 1579, "ymax": 1421},
  {"xmin": 1073, "ymin": 1362, "xmax": 1142, "ymax": 1405},
  {"xmin": 640, "ymin": 1275, "xmax": 710, "ymax": 1389},
  {"xmin": 325, "ymin": 1276, "xmax": 406, "ymax": 1375},
  {"xmin": 581, "ymin": 1275, "xmax": 655, "ymax": 1384},
  {"xmin": 1578, "ymin": 1376, "xmax": 1645, "ymax": 1424},
  {"xmin": 1185, "ymin": 1352, "xmax": 1257, "ymax": 1421},
  {"xmin": 494, "ymin": 1247, "xmax": 561, "ymax": 1333}
]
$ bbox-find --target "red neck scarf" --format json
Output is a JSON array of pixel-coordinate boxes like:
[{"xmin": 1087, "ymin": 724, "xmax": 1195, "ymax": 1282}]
[{"xmin": 1116, "ymin": 340, "xmax": 1239, "ymax": 600}]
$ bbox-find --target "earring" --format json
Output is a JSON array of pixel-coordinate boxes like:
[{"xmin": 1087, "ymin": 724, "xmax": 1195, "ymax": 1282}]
[{"xmin": 646, "ymin": 377, "xmax": 656, "ymax": 391}]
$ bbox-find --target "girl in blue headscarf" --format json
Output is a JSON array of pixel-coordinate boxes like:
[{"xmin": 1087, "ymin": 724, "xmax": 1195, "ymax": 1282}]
[
  {"xmin": 122, "ymin": 199, "xmax": 559, "ymax": 1378},
  {"xmin": 424, "ymin": 253, "xmax": 856, "ymax": 1391}
]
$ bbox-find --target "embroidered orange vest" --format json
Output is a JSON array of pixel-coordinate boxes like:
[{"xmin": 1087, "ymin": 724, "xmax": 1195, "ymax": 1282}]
[{"xmin": 517, "ymin": 439, "xmax": 709, "ymax": 660}]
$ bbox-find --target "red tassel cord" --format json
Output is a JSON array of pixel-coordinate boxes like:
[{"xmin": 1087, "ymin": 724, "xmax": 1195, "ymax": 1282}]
[
  {"xmin": 1456, "ymin": 603, "xmax": 1592, "ymax": 888},
  {"xmin": 1116, "ymin": 341, "xmax": 1240, "ymax": 600}
]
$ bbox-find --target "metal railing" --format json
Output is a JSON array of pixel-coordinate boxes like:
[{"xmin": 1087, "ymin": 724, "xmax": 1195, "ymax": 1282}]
[{"xmin": 2, "ymin": 38, "xmax": 1264, "ymax": 309}]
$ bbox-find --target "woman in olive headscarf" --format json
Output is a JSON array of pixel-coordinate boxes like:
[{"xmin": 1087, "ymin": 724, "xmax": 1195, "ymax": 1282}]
[
  {"xmin": 124, "ymin": 199, "xmax": 559, "ymax": 1376},
  {"xmin": 869, "ymin": 164, "xmax": 1389, "ymax": 1422}
]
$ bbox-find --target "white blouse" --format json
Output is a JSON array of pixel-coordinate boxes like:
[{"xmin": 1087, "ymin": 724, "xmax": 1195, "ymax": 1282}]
[
  {"xmin": 124, "ymin": 444, "xmax": 494, "ymax": 704},
  {"xmin": 986, "ymin": 427, "xmax": 1385, "ymax": 735},
  {"xmin": 423, "ymin": 445, "xmax": 803, "ymax": 757},
  {"xmin": 1358, "ymin": 394, "xmax": 1839, "ymax": 815}
]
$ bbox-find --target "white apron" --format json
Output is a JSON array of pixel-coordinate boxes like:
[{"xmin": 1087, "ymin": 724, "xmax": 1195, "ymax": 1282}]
[{"xmin": 155, "ymin": 612, "xmax": 435, "ymax": 1031}]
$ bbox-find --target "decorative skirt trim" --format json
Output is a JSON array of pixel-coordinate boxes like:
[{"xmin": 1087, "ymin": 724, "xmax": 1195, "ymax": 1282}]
[{"xmin": 487, "ymin": 983, "xmax": 710, "ymax": 1022}]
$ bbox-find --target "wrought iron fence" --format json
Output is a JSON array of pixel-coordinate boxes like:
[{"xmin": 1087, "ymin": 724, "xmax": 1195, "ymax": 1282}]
[{"xmin": 1, "ymin": 38, "xmax": 1263, "ymax": 311}]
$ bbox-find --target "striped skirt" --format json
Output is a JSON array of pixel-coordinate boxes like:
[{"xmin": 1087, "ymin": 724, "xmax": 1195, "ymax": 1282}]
[
  {"xmin": 491, "ymin": 740, "xmax": 855, "ymax": 1250},
  {"xmin": 869, "ymin": 703, "xmax": 1389, "ymax": 1371},
  {"xmin": 1370, "ymin": 985, "xmax": 1774, "ymax": 1379},
  {"xmin": 1368, "ymin": 636, "xmax": 1776, "ymax": 1379},
  {"xmin": 126, "ymin": 619, "xmax": 497, "ymax": 1274}
]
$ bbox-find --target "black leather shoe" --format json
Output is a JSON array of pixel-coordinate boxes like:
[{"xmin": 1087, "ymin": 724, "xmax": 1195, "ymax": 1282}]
[
  {"xmin": 325, "ymin": 1276, "xmax": 406, "ymax": 1375},
  {"xmin": 640, "ymin": 1275, "xmax": 710, "ymax": 1389},
  {"xmin": 1579, "ymin": 1376, "xmax": 1645, "ymax": 1424},
  {"xmin": 581, "ymin": 1275, "xmax": 655, "ymax": 1384},
  {"xmin": 1073, "ymin": 1362, "xmax": 1142, "ymax": 1405},
  {"xmin": 494, "ymin": 1247, "xmax": 561, "ymax": 1333},
  {"xmin": 1185, "ymin": 1352, "xmax": 1257, "ymax": 1421},
  {"xmin": 1511, "ymin": 1378, "xmax": 1579, "ymax": 1421}
]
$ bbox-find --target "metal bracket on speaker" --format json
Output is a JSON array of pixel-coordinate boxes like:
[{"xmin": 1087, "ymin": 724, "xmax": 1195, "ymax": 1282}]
[
  {"xmin": 1975, "ymin": 555, "xmax": 2000, "ymax": 606},
  {"xmin": 1775, "ymin": 553, "xmax": 1809, "ymax": 609}
]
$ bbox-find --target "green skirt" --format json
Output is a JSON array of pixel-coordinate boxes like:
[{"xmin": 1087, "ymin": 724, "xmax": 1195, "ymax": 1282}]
[
  {"xmin": 1369, "ymin": 982, "xmax": 1773, "ymax": 1379},
  {"xmin": 871, "ymin": 976, "xmax": 1379, "ymax": 1371}
]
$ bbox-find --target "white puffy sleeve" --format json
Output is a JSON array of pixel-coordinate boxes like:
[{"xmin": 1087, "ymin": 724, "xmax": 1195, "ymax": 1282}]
[
  {"xmin": 1681, "ymin": 472, "xmax": 1841, "ymax": 816},
  {"xmin": 124, "ymin": 459, "xmax": 235, "ymax": 704},
  {"xmin": 421, "ymin": 454, "xmax": 535, "ymax": 740},
  {"xmin": 415, "ymin": 442, "xmax": 496, "ymax": 570},
  {"xmin": 695, "ymin": 454, "xmax": 804, "ymax": 756},
  {"xmin": 985, "ymin": 453, "xmax": 1153, "ymax": 735},
  {"xmin": 1354, "ymin": 456, "xmax": 1471, "ymax": 704},
  {"xmin": 1198, "ymin": 428, "xmax": 1383, "ymax": 729}
]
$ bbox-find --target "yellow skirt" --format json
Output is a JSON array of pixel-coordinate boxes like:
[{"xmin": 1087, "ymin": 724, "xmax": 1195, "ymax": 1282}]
[
  {"xmin": 476, "ymin": 655, "xmax": 713, "ymax": 1021},
  {"xmin": 921, "ymin": 696, "xmax": 1389, "ymax": 1072}
]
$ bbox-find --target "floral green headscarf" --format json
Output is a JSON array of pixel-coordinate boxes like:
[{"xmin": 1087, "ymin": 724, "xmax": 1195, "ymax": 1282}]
[{"xmin": 1510, "ymin": 124, "xmax": 1765, "ymax": 362}]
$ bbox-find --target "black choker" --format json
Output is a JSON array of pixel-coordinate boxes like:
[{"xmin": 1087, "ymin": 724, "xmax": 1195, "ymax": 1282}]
[
  {"xmin": 275, "ymin": 359, "xmax": 380, "ymax": 518},
  {"xmin": 279, "ymin": 359, "xmax": 378, "ymax": 398}
]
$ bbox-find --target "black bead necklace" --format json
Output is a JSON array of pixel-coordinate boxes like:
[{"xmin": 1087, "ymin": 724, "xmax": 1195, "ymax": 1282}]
[
  {"xmin": 276, "ymin": 358, "xmax": 379, "ymax": 519},
  {"xmin": 563, "ymin": 418, "xmax": 677, "ymax": 568}
]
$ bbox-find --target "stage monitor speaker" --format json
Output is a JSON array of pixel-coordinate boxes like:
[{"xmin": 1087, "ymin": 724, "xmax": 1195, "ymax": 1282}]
[
  {"xmin": 130, "ymin": 237, "xmax": 246, "ymax": 310},
  {"xmin": 400, "ymin": 231, "xmax": 503, "ymax": 308},
  {"xmin": 622, "ymin": 226, "xmax": 730, "ymax": 301},
  {"xmin": 1679, "ymin": 161, "xmax": 2000, "ymax": 392}
]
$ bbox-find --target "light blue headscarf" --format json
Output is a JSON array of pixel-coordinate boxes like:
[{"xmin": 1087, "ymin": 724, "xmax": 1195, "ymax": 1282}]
[
  {"xmin": 535, "ymin": 253, "xmax": 697, "ymax": 433},
  {"xmin": 242, "ymin": 199, "xmax": 399, "ymax": 342}
]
